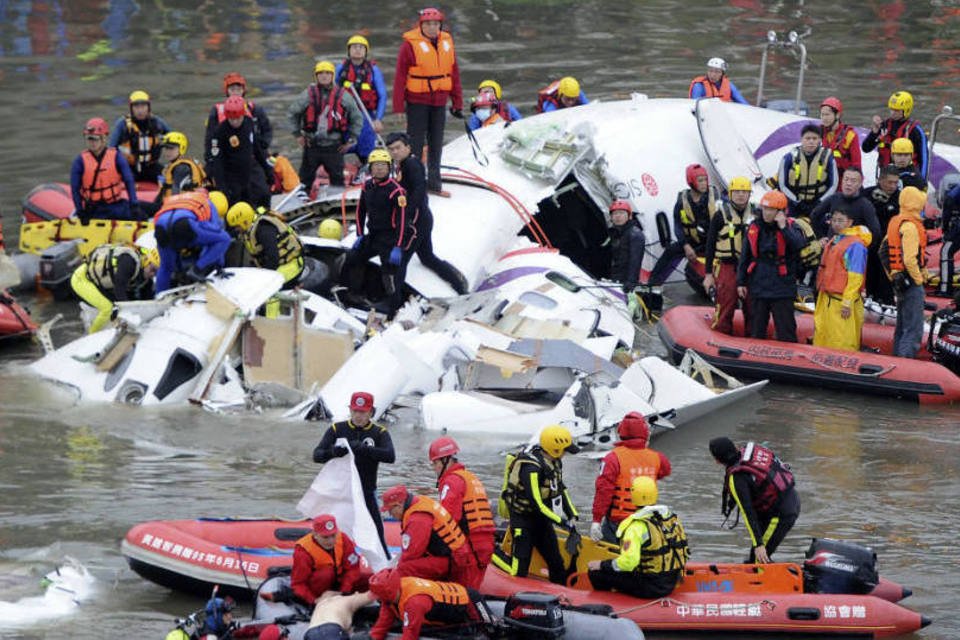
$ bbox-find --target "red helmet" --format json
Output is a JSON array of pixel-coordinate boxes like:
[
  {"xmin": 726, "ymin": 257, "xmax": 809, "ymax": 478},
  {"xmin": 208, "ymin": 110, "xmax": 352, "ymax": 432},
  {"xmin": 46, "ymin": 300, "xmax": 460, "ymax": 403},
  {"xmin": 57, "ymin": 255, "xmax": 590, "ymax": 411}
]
[
  {"xmin": 820, "ymin": 96, "xmax": 843, "ymax": 116},
  {"xmin": 380, "ymin": 485, "xmax": 409, "ymax": 512},
  {"xmin": 223, "ymin": 72, "xmax": 247, "ymax": 96},
  {"xmin": 760, "ymin": 190, "xmax": 788, "ymax": 210},
  {"xmin": 617, "ymin": 411, "xmax": 650, "ymax": 443},
  {"xmin": 428, "ymin": 436, "xmax": 459, "ymax": 461},
  {"xmin": 419, "ymin": 7, "xmax": 445, "ymax": 22},
  {"xmin": 685, "ymin": 163, "xmax": 709, "ymax": 189},
  {"xmin": 369, "ymin": 569, "xmax": 401, "ymax": 602},
  {"xmin": 223, "ymin": 95, "xmax": 246, "ymax": 119},
  {"xmin": 350, "ymin": 391, "xmax": 374, "ymax": 412},
  {"xmin": 609, "ymin": 199, "xmax": 632, "ymax": 215},
  {"xmin": 471, "ymin": 94, "xmax": 496, "ymax": 111},
  {"xmin": 83, "ymin": 117, "xmax": 109, "ymax": 137}
]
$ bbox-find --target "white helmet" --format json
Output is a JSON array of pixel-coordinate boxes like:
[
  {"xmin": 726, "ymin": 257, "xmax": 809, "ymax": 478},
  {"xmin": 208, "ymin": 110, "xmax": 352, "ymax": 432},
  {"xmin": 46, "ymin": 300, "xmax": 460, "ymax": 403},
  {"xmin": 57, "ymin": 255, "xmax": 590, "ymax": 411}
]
[{"xmin": 707, "ymin": 57, "xmax": 727, "ymax": 71}]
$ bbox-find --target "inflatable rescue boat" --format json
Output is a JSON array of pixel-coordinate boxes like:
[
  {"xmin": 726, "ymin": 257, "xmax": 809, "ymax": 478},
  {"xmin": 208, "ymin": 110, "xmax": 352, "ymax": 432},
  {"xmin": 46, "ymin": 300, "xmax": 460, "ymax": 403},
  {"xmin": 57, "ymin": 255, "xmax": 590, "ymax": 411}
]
[
  {"xmin": 20, "ymin": 181, "xmax": 159, "ymax": 224},
  {"xmin": 658, "ymin": 305, "xmax": 960, "ymax": 403},
  {"xmin": 0, "ymin": 290, "xmax": 36, "ymax": 340}
]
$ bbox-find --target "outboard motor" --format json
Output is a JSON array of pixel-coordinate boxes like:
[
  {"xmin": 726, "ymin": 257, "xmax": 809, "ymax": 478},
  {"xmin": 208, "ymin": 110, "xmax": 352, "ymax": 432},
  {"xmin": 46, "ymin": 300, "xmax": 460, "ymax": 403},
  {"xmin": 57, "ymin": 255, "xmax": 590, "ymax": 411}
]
[
  {"xmin": 502, "ymin": 592, "xmax": 565, "ymax": 640},
  {"xmin": 929, "ymin": 305, "xmax": 960, "ymax": 374},
  {"xmin": 38, "ymin": 239, "xmax": 83, "ymax": 300},
  {"xmin": 803, "ymin": 538, "xmax": 879, "ymax": 594}
]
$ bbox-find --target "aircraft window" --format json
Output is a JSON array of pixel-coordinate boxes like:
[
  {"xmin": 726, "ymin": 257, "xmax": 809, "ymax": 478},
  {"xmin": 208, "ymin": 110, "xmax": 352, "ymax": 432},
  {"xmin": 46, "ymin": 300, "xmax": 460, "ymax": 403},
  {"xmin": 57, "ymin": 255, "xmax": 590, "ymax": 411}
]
[
  {"xmin": 517, "ymin": 291, "xmax": 558, "ymax": 310},
  {"xmin": 153, "ymin": 348, "xmax": 203, "ymax": 401}
]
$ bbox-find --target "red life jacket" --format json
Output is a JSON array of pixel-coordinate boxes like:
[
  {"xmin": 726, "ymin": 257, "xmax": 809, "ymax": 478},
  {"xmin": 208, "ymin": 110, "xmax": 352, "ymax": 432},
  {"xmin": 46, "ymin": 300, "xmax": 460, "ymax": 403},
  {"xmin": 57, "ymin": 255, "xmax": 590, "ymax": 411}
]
[
  {"xmin": 304, "ymin": 85, "xmax": 350, "ymax": 135},
  {"xmin": 79, "ymin": 148, "xmax": 126, "ymax": 205},
  {"xmin": 821, "ymin": 122, "xmax": 858, "ymax": 172},
  {"xmin": 877, "ymin": 118, "xmax": 920, "ymax": 168},
  {"xmin": 725, "ymin": 442, "xmax": 794, "ymax": 513},
  {"xmin": 536, "ymin": 81, "xmax": 563, "ymax": 113},
  {"xmin": 745, "ymin": 220, "xmax": 793, "ymax": 276},
  {"xmin": 337, "ymin": 60, "xmax": 379, "ymax": 112},
  {"xmin": 688, "ymin": 75, "xmax": 732, "ymax": 101},
  {"xmin": 215, "ymin": 100, "xmax": 255, "ymax": 123}
]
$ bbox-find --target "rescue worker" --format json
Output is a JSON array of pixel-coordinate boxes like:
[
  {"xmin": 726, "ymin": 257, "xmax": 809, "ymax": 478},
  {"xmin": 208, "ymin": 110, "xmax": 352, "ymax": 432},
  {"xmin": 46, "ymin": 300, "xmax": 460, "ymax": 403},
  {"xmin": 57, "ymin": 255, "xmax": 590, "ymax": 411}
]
[
  {"xmin": 493, "ymin": 425, "xmax": 580, "ymax": 585},
  {"xmin": 155, "ymin": 131, "xmax": 206, "ymax": 202},
  {"xmin": 153, "ymin": 190, "xmax": 232, "ymax": 293},
  {"xmin": 708, "ymin": 437, "xmax": 800, "ymax": 564},
  {"xmin": 606, "ymin": 200, "xmax": 646, "ymax": 308},
  {"xmin": 313, "ymin": 392, "xmax": 395, "ymax": 557},
  {"xmin": 385, "ymin": 131, "xmax": 468, "ymax": 294},
  {"xmin": 108, "ymin": 90, "xmax": 170, "ymax": 183},
  {"xmin": 778, "ymin": 124, "xmax": 838, "ymax": 220},
  {"xmin": 467, "ymin": 79, "xmax": 522, "ymax": 130},
  {"xmin": 688, "ymin": 57, "xmax": 749, "ymax": 104},
  {"xmin": 340, "ymin": 149, "xmax": 414, "ymax": 316},
  {"xmin": 394, "ymin": 7, "xmax": 464, "ymax": 196},
  {"xmin": 887, "ymin": 186, "xmax": 928, "ymax": 358},
  {"xmin": 225, "ymin": 202, "xmax": 304, "ymax": 287},
  {"xmin": 199, "ymin": 596, "xmax": 236, "ymax": 638},
  {"xmin": 586, "ymin": 476, "xmax": 689, "ymax": 598},
  {"xmin": 70, "ymin": 117, "xmax": 140, "ymax": 222},
  {"xmin": 336, "ymin": 34, "xmax": 388, "ymax": 160},
  {"xmin": 428, "ymin": 436, "xmax": 495, "ymax": 588},
  {"xmin": 819, "ymin": 96, "xmax": 861, "ymax": 173},
  {"xmin": 810, "ymin": 168, "xmax": 880, "ymax": 242},
  {"xmin": 206, "ymin": 95, "xmax": 271, "ymax": 209},
  {"xmin": 590, "ymin": 412, "xmax": 671, "ymax": 544},
  {"xmin": 290, "ymin": 514, "xmax": 371, "ymax": 606},
  {"xmin": 205, "ymin": 71, "xmax": 273, "ymax": 159},
  {"xmin": 736, "ymin": 190, "xmax": 805, "ymax": 342},
  {"xmin": 862, "ymin": 90, "xmax": 928, "ymax": 182},
  {"xmin": 813, "ymin": 210, "xmax": 871, "ymax": 351},
  {"xmin": 70, "ymin": 243, "xmax": 158, "ymax": 333},
  {"xmin": 289, "ymin": 61, "xmax": 363, "ymax": 189},
  {"xmin": 379, "ymin": 485, "xmax": 475, "ymax": 585},
  {"xmin": 647, "ymin": 164, "xmax": 720, "ymax": 287},
  {"xmin": 703, "ymin": 176, "xmax": 756, "ymax": 335},
  {"xmin": 890, "ymin": 137, "xmax": 926, "ymax": 191},
  {"xmin": 939, "ymin": 182, "xmax": 960, "ymax": 296},
  {"xmin": 368, "ymin": 569, "xmax": 483, "ymax": 640},
  {"xmin": 864, "ymin": 164, "xmax": 901, "ymax": 304},
  {"xmin": 536, "ymin": 76, "xmax": 589, "ymax": 113}
]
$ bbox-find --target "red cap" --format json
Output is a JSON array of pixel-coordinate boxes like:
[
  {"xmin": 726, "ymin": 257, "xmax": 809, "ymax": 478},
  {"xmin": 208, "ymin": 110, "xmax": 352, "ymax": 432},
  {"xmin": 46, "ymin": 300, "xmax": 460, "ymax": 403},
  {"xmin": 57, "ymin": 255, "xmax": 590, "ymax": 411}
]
[
  {"xmin": 312, "ymin": 514, "xmax": 338, "ymax": 535},
  {"xmin": 259, "ymin": 625, "xmax": 283, "ymax": 640},
  {"xmin": 369, "ymin": 568, "xmax": 401, "ymax": 602},
  {"xmin": 380, "ymin": 485, "xmax": 409, "ymax": 512},
  {"xmin": 350, "ymin": 391, "xmax": 374, "ymax": 412},
  {"xmin": 617, "ymin": 411, "xmax": 650, "ymax": 443}
]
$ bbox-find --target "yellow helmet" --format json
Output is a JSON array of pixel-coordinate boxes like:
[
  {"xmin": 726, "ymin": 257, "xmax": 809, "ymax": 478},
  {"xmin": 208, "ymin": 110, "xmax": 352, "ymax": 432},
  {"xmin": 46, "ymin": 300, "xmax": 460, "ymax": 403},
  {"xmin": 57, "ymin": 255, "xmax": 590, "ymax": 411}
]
[
  {"xmin": 314, "ymin": 60, "xmax": 336, "ymax": 75},
  {"xmin": 887, "ymin": 91, "xmax": 914, "ymax": 118},
  {"xmin": 891, "ymin": 137, "xmax": 914, "ymax": 155},
  {"xmin": 478, "ymin": 79, "xmax": 502, "ymax": 100},
  {"xmin": 208, "ymin": 191, "xmax": 229, "ymax": 218},
  {"xmin": 728, "ymin": 176, "xmax": 752, "ymax": 192},
  {"xmin": 129, "ymin": 90, "xmax": 150, "ymax": 104},
  {"xmin": 347, "ymin": 34, "xmax": 369, "ymax": 51},
  {"xmin": 319, "ymin": 218, "xmax": 343, "ymax": 240},
  {"xmin": 368, "ymin": 148, "xmax": 392, "ymax": 166},
  {"xmin": 226, "ymin": 202, "xmax": 257, "ymax": 231},
  {"xmin": 161, "ymin": 131, "xmax": 188, "ymax": 156},
  {"xmin": 557, "ymin": 77, "xmax": 580, "ymax": 99},
  {"xmin": 539, "ymin": 425, "xmax": 578, "ymax": 458},
  {"xmin": 630, "ymin": 476, "xmax": 658, "ymax": 507},
  {"xmin": 140, "ymin": 247, "xmax": 160, "ymax": 270}
]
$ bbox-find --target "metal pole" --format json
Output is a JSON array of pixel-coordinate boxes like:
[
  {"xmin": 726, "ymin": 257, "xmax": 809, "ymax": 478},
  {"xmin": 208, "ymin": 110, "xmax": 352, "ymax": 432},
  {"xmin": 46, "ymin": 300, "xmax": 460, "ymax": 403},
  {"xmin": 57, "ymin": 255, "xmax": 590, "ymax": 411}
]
[
  {"xmin": 757, "ymin": 45, "xmax": 770, "ymax": 107},
  {"xmin": 346, "ymin": 83, "xmax": 385, "ymax": 148},
  {"xmin": 795, "ymin": 42, "xmax": 807, "ymax": 115}
]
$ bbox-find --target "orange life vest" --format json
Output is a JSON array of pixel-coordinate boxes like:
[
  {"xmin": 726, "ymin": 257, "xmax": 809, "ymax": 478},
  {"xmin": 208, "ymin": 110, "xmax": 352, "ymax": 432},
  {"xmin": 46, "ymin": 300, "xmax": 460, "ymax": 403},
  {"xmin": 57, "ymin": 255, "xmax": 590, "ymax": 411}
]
[
  {"xmin": 688, "ymin": 75, "xmax": 732, "ymax": 101},
  {"xmin": 402, "ymin": 496, "xmax": 466, "ymax": 555},
  {"xmin": 396, "ymin": 577, "xmax": 471, "ymax": 622},
  {"xmin": 303, "ymin": 85, "xmax": 350, "ymax": 136},
  {"xmin": 79, "ymin": 147, "xmax": 126, "ymax": 205},
  {"xmin": 215, "ymin": 100, "xmax": 255, "ymax": 123},
  {"xmin": 153, "ymin": 191, "xmax": 212, "ymax": 224},
  {"xmin": 295, "ymin": 532, "xmax": 345, "ymax": 575},
  {"xmin": 403, "ymin": 27, "xmax": 455, "ymax": 94},
  {"xmin": 450, "ymin": 468, "xmax": 495, "ymax": 534},
  {"xmin": 338, "ymin": 60, "xmax": 380, "ymax": 112},
  {"xmin": 609, "ymin": 447, "xmax": 663, "ymax": 523},
  {"xmin": 479, "ymin": 111, "xmax": 504, "ymax": 127},
  {"xmin": 885, "ymin": 214, "xmax": 927, "ymax": 273},
  {"xmin": 816, "ymin": 234, "xmax": 863, "ymax": 296}
]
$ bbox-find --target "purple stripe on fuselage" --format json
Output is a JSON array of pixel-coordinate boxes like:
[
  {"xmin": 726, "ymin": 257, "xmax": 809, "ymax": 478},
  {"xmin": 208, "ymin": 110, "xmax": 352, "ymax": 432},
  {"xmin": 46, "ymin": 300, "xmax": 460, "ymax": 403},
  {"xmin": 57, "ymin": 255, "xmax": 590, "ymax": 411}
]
[{"xmin": 476, "ymin": 265, "xmax": 627, "ymax": 302}]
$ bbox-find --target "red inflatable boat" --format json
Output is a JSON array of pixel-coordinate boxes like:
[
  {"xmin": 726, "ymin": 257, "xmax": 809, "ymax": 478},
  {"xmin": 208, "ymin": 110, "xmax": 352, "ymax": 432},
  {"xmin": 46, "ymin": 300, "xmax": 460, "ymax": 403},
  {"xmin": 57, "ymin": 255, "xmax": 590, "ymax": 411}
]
[
  {"xmin": 659, "ymin": 305, "xmax": 960, "ymax": 404},
  {"xmin": 21, "ymin": 181, "xmax": 159, "ymax": 223},
  {"xmin": 122, "ymin": 518, "xmax": 925, "ymax": 637},
  {"xmin": 0, "ymin": 290, "xmax": 36, "ymax": 340}
]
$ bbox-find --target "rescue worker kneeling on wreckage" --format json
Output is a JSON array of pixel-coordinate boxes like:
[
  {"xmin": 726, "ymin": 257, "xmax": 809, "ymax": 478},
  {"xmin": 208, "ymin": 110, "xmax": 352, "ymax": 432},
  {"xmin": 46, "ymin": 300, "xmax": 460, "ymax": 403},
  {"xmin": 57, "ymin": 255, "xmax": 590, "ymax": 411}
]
[
  {"xmin": 225, "ymin": 201, "xmax": 304, "ymax": 288},
  {"xmin": 153, "ymin": 190, "xmax": 232, "ymax": 293},
  {"xmin": 70, "ymin": 241, "xmax": 159, "ymax": 333},
  {"xmin": 586, "ymin": 476, "xmax": 689, "ymax": 598},
  {"xmin": 493, "ymin": 425, "xmax": 580, "ymax": 584}
]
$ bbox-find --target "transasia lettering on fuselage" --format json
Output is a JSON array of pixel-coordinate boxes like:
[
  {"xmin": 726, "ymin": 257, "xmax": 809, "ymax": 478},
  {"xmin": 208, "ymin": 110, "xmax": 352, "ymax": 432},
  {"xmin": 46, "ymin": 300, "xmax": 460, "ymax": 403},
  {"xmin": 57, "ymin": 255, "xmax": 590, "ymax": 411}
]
[
  {"xmin": 746, "ymin": 345, "xmax": 794, "ymax": 360},
  {"xmin": 138, "ymin": 533, "xmax": 262, "ymax": 572},
  {"xmin": 696, "ymin": 579, "xmax": 734, "ymax": 592}
]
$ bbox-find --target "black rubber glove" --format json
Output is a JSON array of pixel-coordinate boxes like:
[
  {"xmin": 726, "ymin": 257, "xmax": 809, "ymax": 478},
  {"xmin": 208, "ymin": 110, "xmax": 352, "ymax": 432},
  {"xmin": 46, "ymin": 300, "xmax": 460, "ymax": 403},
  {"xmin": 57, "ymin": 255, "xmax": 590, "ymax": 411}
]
[
  {"xmin": 449, "ymin": 107, "xmax": 464, "ymax": 119},
  {"xmin": 333, "ymin": 445, "xmax": 349, "ymax": 457}
]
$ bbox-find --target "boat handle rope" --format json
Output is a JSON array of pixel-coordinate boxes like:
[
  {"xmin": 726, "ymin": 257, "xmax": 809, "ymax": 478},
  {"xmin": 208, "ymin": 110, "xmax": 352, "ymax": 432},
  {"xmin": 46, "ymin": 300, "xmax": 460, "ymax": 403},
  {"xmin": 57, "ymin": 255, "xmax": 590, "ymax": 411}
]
[{"xmin": 233, "ymin": 547, "xmax": 255, "ymax": 594}]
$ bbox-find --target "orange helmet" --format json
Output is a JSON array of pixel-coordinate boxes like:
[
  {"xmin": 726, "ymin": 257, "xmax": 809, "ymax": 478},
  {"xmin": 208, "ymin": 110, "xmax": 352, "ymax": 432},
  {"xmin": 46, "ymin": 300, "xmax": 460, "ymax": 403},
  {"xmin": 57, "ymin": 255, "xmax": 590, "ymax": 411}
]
[
  {"xmin": 419, "ymin": 7, "xmax": 445, "ymax": 22},
  {"xmin": 83, "ymin": 117, "xmax": 110, "ymax": 137},
  {"xmin": 760, "ymin": 190, "xmax": 788, "ymax": 210},
  {"xmin": 820, "ymin": 96, "xmax": 843, "ymax": 116},
  {"xmin": 223, "ymin": 72, "xmax": 247, "ymax": 96},
  {"xmin": 609, "ymin": 199, "xmax": 633, "ymax": 216}
]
